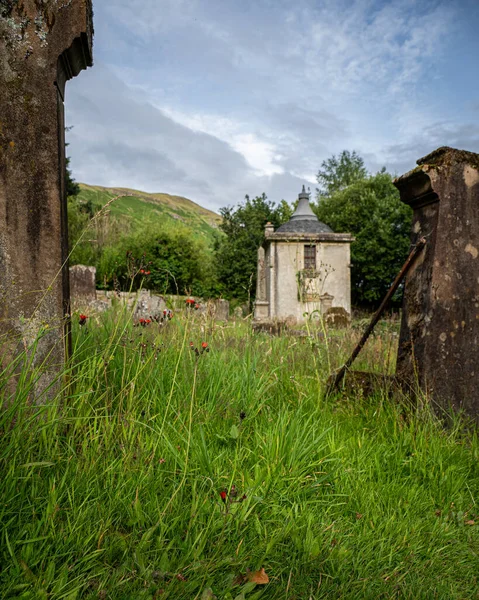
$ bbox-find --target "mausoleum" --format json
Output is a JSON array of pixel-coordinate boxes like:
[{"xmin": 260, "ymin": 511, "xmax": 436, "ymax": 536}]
[{"xmin": 254, "ymin": 187, "xmax": 354, "ymax": 325}]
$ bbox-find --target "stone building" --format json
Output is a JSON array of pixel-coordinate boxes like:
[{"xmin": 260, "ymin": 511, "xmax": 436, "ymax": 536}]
[{"xmin": 254, "ymin": 187, "xmax": 353, "ymax": 324}]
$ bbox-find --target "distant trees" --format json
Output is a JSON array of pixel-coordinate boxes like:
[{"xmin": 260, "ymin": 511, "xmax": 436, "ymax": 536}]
[
  {"xmin": 214, "ymin": 194, "xmax": 292, "ymax": 304},
  {"xmin": 314, "ymin": 152, "xmax": 412, "ymax": 307},
  {"xmin": 316, "ymin": 150, "xmax": 368, "ymax": 197}
]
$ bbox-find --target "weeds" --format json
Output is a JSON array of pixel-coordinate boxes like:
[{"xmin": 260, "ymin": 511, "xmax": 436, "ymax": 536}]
[{"xmin": 0, "ymin": 312, "xmax": 478, "ymax": 599}]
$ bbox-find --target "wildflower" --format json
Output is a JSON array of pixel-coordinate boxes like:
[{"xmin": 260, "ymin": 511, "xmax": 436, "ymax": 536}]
[
  {"xmin": 140, "ymin": 269, "xmax": 145, "ymax": 274},
  {"xmin": 220, "ymin": 490, "xmax": 227, "ymax": 503},
  {"xmin": 79, "ymin": 314, "xmax": 88, "ymax": 326},
  {"xmin": 195, "ymin": 303, "xmax": 200, "ymax": 310},
  {"xmin": 145, "ymin": 270, "xmax": 151, "ymax": 275},
  {"xmin": 201, "ymin": 342, "xmax": 208, "ymax": 349}
]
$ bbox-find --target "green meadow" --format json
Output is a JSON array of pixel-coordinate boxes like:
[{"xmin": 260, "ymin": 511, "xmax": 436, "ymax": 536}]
[
  {"xmin": 76, "ymin": 184, "xmax": 221, "ymax": 245},
  {"xmin": 1, "ymin": 309, "xmax": 478, "ymax": 599}
]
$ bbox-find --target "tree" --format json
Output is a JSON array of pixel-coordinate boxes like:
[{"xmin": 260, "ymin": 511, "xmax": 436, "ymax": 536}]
[
  {"xmin": 66, "ymin": 155, "xmax": 81, "ymax": 198},
  {"xmin": 315, "ymin": 167, "xmax": 412, "ymax": 307},
  {"xmin": 316, "ymin": 150, "xmax": 368, "ymax": 197},
  {"xmin": 214, "ymin": 194, "xmax": 292, "ymax": 304},
  {"xmin": 96, "ymin": 224, "xmax": 217, "ymax": 296}
]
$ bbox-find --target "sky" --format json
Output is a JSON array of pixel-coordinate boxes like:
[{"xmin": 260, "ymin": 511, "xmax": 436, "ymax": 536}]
[{"xmin": 66, "ymin": 0, "xmax": 479, "ymax": 213}]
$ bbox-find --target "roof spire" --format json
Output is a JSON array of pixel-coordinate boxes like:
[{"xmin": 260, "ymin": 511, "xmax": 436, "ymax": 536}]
[{"xmin": 291, "ymin": 185, "xmax": 316, "ymax": 221}]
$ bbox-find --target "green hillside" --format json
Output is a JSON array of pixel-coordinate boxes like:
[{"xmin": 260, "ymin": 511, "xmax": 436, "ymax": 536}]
[{"xmin": 77, "ymin": 183, "xmax": 221, "ymax": 245}]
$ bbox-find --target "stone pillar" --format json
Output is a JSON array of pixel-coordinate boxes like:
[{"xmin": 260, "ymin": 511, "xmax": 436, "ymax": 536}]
[
  {"xmin": 254, "ymin": 245, "xmax": 269, "ymax": 320},
  {"xmin": 394, "ymin": 147, "xmax": 479, "ymax": 418},
  {"xmin": 269, "ymin": 241, "xmax": 276, "ymax": 318},
  {"xmin": 0, "ymin": 2, "xmax": 93, "ymax": 397}
]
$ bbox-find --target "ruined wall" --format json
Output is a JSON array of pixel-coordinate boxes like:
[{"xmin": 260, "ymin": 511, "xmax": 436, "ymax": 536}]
[
  {"xmin": 0, "ymin": 1, "xmax": 93, "ymax": 396},
  {"xmin": 395, "ymin": 147, "xmax": 479, "ymax": 417}
]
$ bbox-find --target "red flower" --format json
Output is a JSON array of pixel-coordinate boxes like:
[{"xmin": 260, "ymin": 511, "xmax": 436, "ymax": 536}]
[
  {"xmin": 79, "ymin": 314, "xmax": 88, "ymax": 326},
  {"xmin": 189, "ymin": 341, "xmax": 194, "ymax": 347},
  {"xmin": 140, "ymin": 269, "xmax": 145, "ymax": 274},
  {"xmin": 145, "ymin": 271, "xmax": 151, "ymax": 275},
  {"xmin": 220, "ymin": 491, "xmax": 227, "ymax": 503},
  {"xmin": 201, "ymin": 342, "xmax": 208, "ymax": 349}
]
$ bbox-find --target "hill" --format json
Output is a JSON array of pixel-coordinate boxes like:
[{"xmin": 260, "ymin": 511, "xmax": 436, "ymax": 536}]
[{"xmin": 77, "ymin": 183, "xmax": 222, "ymax": 245}]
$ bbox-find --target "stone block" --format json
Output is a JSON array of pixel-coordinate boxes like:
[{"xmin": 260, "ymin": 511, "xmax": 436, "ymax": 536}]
[
  {"xmin": 70, "ymin": 265, "xmax": 96, "ymax": 302},
  {"xmin": 325, "ymin": 306, "xmax": 351, "ymax": 328}
]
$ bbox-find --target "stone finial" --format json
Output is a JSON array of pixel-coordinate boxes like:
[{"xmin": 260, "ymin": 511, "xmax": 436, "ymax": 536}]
[{"xmin": 265, "ymin": 222, "xmax": 275, "ymax": 237}]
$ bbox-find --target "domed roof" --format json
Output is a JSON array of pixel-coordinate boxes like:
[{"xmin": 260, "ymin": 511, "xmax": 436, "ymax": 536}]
[{"xmin": 276, "ymin": 186, "xmax": 333, "ymax": 234}]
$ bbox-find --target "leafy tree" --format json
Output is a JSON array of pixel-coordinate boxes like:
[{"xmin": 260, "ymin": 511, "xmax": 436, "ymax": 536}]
[
  {"xmin": 66, "ymin": 156, "xmax": 81, "ymax": 198},
  {"xmin": 315, "ymin": 168, "xmax": 412, "ymax": 307},
  {"xmin": 214, "ymin": 194, "xmax": 292, "ymax": 304},
  {"xmin": 316, "ymin": 150, "xmax": 368, "ymax": 197}
]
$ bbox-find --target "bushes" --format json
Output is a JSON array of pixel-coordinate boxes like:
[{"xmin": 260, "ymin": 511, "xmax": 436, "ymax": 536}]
[{"xmin": 96, "ymin": 225, "xmax": 218, "ymax": 296}]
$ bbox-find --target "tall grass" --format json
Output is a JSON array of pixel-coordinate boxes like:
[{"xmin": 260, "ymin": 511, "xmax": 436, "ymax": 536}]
[{"xmin": 1, "ymin": 311, "xmax": 478, "ymax": 599}]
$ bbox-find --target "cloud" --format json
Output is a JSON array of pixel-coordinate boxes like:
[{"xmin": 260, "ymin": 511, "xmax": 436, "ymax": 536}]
[
  {"xmin": 66, "ymin": 63, "xmax": 308, "ymax": 210},
  {"xmin": 65, "ymin": 0, "xmax": 478, "ymax": 211}
]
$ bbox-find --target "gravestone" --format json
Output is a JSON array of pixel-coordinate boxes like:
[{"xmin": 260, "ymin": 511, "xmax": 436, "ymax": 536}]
[
  {"xmin": 0, "ymin": 1, "xmax": 93, "ymax": 396},
  {"xmin": 394, "ymin": 147, "xmax": 479, "ymax": 418},
  {"xmin": 70, "ymin": 265, "xmax": 96, "ymax": 304},
  {"xmin": 213, "ymin": 299, "xmax": 229, "ymax": 321},
  {"xmin": 133, "ymin": 290, "xmax": 167, "ymax": 320}
]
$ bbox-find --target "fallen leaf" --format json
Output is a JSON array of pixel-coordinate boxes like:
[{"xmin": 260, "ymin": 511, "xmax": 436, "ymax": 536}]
[
  {"xmin": 435, "ymin": 510, "xmax": 442, "ymax": 517},
  {"xmin": 201, "ymin": 588, "xmax": 217, "ymax": 599},
  {"xmin": 247, "ymin": 568, "xmax": 269, "ymax": 584},
  {"xmin": 465, "ymin": 520, "xmax": 475, "ymax": 526},
  {"xmin": 355, "ymin": 512, "xmax": 363, "ymax": 520}
]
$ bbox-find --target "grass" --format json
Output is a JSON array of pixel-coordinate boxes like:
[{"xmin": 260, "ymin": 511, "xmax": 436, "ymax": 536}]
[
  {"xmin": 1, "ymin": 309, "xmax": 478, "ymax": 599},
  {"xmin": 77, "ymin": 184, "xmax": 221, "ymax": 245}
]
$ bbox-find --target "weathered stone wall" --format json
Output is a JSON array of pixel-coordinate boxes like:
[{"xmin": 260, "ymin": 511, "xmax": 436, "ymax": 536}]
[
  {"xmin": 394, "ymin": 147, "xmax": 479, "ymax": 418},
  {"xmin": 0, "ymin": 1, "xmax": 93, "ymax": 397}
]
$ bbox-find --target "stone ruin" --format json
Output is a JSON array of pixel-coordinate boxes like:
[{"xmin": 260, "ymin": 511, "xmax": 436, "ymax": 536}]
[
  {"xmin": 0, "ymin": 1, "xmax": 93, "ymax": 395},
  {"xmin": 339, "ymin": 147, "xmax": 479, "ymax": 421},
  {"xmin": 394, "ymin": 147, "xmax": 479, "ymax": 418}
]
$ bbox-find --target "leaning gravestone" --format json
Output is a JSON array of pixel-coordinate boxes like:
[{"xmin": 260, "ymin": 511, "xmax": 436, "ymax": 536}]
[
  {"xmin": 0, "ymin": 1, "xmax": 93, "ymax": 397},
  {"xmin": 394, "ymin": 147, "xmax": 479, "ymax": 418}
]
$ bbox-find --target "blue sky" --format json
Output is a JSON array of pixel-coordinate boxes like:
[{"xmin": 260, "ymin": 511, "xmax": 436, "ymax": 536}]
[{"xmin": 66, "ymin": 0, "xmax": 479, "ymax": 212}]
